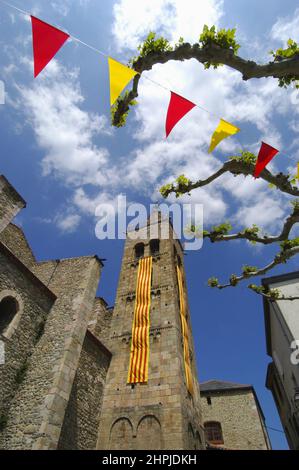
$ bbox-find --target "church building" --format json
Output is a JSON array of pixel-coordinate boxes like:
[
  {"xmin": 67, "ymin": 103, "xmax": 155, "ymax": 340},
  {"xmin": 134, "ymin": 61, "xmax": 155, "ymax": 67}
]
[{"xmin": 0, "ymin": 174, "xmax": 270, "ymax": 450}]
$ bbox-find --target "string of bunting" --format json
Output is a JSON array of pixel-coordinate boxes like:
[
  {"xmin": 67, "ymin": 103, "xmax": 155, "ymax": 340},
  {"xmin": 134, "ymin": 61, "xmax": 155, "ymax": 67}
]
[{"xmin": 1, "ymin": 0, "xmax": 298, "ymax": 181}]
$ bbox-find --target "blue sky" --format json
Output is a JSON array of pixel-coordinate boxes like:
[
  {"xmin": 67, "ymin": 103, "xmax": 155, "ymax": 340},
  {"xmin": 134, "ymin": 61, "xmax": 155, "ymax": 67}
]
[{"xmin": 1, "ymin": 0, "xmax": 299, "ymax": 449}]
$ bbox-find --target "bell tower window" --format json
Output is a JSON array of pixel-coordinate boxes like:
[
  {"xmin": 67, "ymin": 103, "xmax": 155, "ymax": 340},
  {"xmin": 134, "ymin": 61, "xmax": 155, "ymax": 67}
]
[
  {"xmin": 150, "ymin": 239, "xmax": 160, "ymax": 256},
  {"xmin": 134, "ymin": 243, "xmax": 144, "ymax": 260}
]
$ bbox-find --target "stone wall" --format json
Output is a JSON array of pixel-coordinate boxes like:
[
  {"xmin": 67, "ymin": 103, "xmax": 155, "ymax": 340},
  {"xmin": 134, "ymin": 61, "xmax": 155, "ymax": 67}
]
[
  {"xmin": 1, "ymin": 256, "xmax": 102, "ymax": 449},
  {"xmin": 0, "ymin": 224, "xmax": 35, "ymax": 267},
  {"xmin": 0, "ymin": 176, "xmax": 25, "ymax": 233},
  {"xmin": 58, "ymin": 331, "xmax": 111, "ymax": 449},
  {"xmin": 88, "ymin": 297, "xmax": 112, "ymax": 347},
  {"xmin": 0, "ymin": 246, "xmax": 55, "ymax": 449},
  {"xmin": 201, "ymin": 389, "xmax": 270, "ymax": 450}
]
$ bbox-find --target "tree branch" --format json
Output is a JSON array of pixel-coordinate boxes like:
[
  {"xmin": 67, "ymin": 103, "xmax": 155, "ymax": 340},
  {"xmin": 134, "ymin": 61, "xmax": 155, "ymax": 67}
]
[
  {"xmin": 204, "ymin": 209, "xmax": 299, "ymax": 245},
  {"xmin": 247, "ymin": 286, "xmax": 299, "ymax": 301},
  {"xmin": 113, "ymin": 41, "xmax": 299, "ymax": 126},
  {"xmin": 209, "ymin": 246, "xmax": 299, "ymax": 290},
  {"xmin": 133, "ymin": 42, "xmax": 299, "ymax": 79},
  {"xmin": 161, "ymin": 159, "xmax": 299, "ymax": 199}
]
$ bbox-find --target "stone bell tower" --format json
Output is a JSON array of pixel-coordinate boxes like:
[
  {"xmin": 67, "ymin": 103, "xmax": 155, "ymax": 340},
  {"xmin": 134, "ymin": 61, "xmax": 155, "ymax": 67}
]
[{"xmin": 97, "ymin": 211, "xmax": 205, "ymax": 450}]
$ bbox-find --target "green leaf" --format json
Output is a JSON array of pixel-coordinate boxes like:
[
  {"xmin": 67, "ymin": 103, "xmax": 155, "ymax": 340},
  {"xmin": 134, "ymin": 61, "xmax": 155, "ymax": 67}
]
[
  {"xmin": 137, "ymin": 32, "xmax": 173, "ymax": 57},
  {"xmin": 208, "ymin": 277, "xmax": 219, "ymax": 287}
]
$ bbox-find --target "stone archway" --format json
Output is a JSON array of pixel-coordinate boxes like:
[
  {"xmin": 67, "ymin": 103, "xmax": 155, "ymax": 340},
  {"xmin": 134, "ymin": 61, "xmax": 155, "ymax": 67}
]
[
  {"xmin": 109, "ymin": 417, "xmax": 133, "ymax": 450},
  {"xmin": 136, "ymin": 415, "xmax": 162, "ymax": 450}
]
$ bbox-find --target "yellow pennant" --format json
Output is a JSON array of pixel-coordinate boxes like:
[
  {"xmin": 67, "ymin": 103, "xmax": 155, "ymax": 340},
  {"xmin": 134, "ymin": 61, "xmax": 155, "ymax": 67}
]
[
  {"xmin": 297, "ymin": 163, "xmax": 299, "ymax": 181},
  {"xmin": 209, "ymin": 118, "xmax": 240, "ymax": 153},
  {"xmin": 108, "ymin": 57, "xmax": 137, "ymax": 106}
]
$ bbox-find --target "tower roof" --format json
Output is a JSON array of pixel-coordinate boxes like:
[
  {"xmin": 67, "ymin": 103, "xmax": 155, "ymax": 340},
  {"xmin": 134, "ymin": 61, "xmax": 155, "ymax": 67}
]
[{"xmin": 200, "ymin": 379, "xmax": 252, "ymax": 392}]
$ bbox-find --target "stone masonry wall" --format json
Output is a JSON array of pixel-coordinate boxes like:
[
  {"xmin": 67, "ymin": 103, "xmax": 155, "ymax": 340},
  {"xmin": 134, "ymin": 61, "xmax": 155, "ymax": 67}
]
[
  {"xmin": 0, "ymin": 249, "xmax": 55, "ymax": 449},
  {"xmin": 88, "ymin": 297, "xmax": 112, "ymax": 347},
  {"xmin": 201, "ymin": 390, "xmax": 270, "ymax": 450},
  {"xmin": 0, "ymin": 176, "xmax": 25, "ymax": 233},
  {"xmin": 0, "ymin": 224, "xmax": 35, "ymax": 268},
  {"xmin": 58, "ymin": 331, "xmax": 111, "ymax": 449},
  {"xmin": 1, "ymin": 256, "xmax": 101, "ymax": 449}
]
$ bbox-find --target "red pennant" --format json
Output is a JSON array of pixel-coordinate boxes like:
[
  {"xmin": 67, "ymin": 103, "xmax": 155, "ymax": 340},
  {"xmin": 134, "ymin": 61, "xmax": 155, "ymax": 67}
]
[
  {"xmin": 165, "ymin": 92, "xmax": 196, "ymax": 138},
  {"xmin": 254, "ymin": 142, "xmax": 279, "ymax": 178},
  {"xmin": 31, "ymin": 16, "xmax": 70, "ymax": 78}
]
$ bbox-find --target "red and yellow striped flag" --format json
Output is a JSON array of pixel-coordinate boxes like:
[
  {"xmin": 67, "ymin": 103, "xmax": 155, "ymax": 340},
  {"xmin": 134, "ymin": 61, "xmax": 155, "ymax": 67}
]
[
  {"xmin": 127, "ymin": 256, "xmax": 152, "ymax": 384},
  {"xmin": 177, "ymin": 265, "xmax": 194, "ymax": 395}
]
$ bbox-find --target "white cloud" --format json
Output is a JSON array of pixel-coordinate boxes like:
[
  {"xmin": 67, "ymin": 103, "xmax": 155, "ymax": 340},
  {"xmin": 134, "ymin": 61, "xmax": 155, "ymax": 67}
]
[
  {"xmin": 233, "ymin": 196, "xmax": 286, "ymax": 232},
  {"xmin": 50, "ymin": 0, "xmax": 92, "ymax": 17},
  {"xmin": 55, "ymin": 212, "xmax": 81, "ymax": 233},
  {"xmin": 73, "ymin": 187, "xmax": 120, "ymax": 215},
  {"xmin": 112, "ymin": 0, "xmax": 223, "ymax": 51},
  {"xmin": 35, "ymin": 211, "xmax": 81, "ymax": 233},
  {"xmin": 73, "ymin": 188, "xmax": 122, "ymax": 229},
  {"xmin": 221, "ymin": 172, "xmax": 268, "ymax": 202},
  {"xmin": 18, "ymin": 62, "xmax": 114, "ymax": 187},
  {"xmin": 271, "ymin": 8, "xmax": 299, "ymax": 43}
]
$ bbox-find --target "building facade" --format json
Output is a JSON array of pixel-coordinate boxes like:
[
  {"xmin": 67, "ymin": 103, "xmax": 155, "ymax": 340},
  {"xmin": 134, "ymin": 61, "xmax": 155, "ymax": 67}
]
[
  {"xmin": 200, "ymin": 380, "xmax": 271, "ymax": 450},
  {"xmin": 262, "ymin": 272, "xmax": 299, "ymax": 450}
]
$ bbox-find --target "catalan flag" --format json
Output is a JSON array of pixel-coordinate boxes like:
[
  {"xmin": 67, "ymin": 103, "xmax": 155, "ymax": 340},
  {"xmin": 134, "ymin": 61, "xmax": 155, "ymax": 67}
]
[
  {"xmin": 177, "ymin": 265, "xmax": 194, "ymax": 395},
  {"xmin": 127, "ymin": 256, "xmax": 152, "ymax": 384}
]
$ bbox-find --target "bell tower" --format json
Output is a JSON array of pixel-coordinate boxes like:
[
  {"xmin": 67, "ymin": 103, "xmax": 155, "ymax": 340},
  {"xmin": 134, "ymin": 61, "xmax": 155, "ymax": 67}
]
[{"xmin": 97, "ymin": 211, "xmax": 205, "ymax": 450}]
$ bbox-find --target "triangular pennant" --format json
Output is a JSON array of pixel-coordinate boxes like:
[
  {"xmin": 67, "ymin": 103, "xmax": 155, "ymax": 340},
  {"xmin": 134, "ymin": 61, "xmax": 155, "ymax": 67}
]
[
  {"xmin": 165, "ymin": 92, "xmax": 196, "ymax": 138},
  {"xmin": 108, "ymin": 58, "xmax": 137, "ymax": 106},
  {"xmin": 297, "ymin": 163, "xmax": 299, "ymax": 181},
  {"xmin": 31, "ymin": 16, "xmax": 70, "ymax": 78},
  {"xmin": 209, "ymin": 119, "xmax": 240, "ymax": 153},
  {"xmin": 254, "ymin": 142, "xmax": 279, "ymax": 178}
]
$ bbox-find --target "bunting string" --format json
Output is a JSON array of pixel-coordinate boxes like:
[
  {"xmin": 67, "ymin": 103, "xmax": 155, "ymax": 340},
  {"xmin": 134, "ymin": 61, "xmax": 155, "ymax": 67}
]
[{"xmin": 0, "ymin": 0, "xmax": 298, "ymax": 179}]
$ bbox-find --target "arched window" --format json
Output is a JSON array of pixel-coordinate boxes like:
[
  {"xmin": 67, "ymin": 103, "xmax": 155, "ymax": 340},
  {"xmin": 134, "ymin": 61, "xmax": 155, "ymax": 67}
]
[
  {"xmin": 150, "ymin": 239, "xmax": 160, "ymax": 256},
  {"xmin": 0, "ymin": 296, "xmax": 19, "ymax": 335},
  {"xmin": 134, "ymin": 243, "xmax": 144, "ymax": 260},
  {"xmin": 204, "ymin": 421, "xmax": 224, "ymax": 445}
]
